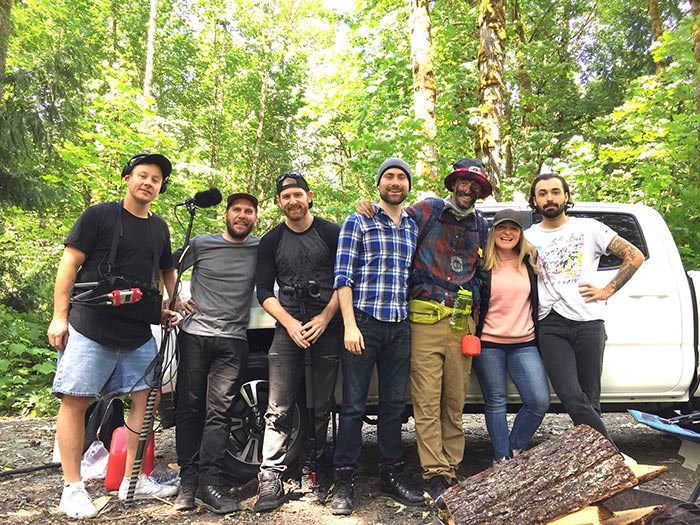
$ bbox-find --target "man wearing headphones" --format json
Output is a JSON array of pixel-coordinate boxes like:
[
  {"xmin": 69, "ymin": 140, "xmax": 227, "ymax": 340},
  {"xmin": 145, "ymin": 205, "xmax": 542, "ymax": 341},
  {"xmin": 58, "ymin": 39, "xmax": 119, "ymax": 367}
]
[{"xmin": 47, "ymin": 153, "xmax": 180, "ymax": 519}]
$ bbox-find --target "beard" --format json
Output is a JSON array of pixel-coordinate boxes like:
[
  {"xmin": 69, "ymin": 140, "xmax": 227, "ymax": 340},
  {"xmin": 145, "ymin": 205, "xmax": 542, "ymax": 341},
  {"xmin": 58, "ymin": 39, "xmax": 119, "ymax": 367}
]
[
  {"xmin": 226, "ymin": 221, "xmax": 254, "ymax": 239},
  {"xmin": 538, "ymin": 202, "xmax": 567, "ymax": 219},
  {"xmin": 454, "ymin": 189, "xmax": 478, "ymax": 210},
  {"xmin": 379, "ymin": 187, "xmax": 408, "ymax": 205}
]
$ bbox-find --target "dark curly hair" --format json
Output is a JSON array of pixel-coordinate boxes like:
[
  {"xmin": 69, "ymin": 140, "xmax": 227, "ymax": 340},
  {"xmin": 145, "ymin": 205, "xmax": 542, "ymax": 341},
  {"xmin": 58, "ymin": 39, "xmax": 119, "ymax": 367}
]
[{"xmin": 527, "ymin": 173, "xmax": 574, "ymax": 211}]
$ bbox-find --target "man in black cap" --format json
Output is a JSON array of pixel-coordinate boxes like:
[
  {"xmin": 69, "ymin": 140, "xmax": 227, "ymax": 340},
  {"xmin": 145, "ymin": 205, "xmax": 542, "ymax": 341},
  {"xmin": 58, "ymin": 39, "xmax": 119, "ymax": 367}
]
[
  {"xmin": 173, "ymin": 192, "xmax": 260, "ymax": 514},
  {"xmin": 48, "ymin": 153, "xmax": 179, "ymax": 519},
  {"xmin": 355, "ymin": 156, "xmax": 491, "ymax": 500},
  {"xmin": 253, "ymin": 172, "xmax": 342, "ymax": 512}
]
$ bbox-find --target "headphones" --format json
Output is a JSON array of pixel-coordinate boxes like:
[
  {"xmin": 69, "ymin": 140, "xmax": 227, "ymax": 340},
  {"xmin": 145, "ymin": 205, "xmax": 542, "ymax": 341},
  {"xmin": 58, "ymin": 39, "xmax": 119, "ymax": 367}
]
[{"xmin": 121, "ymin": 153, "xmax": 170, "ymax": 194}]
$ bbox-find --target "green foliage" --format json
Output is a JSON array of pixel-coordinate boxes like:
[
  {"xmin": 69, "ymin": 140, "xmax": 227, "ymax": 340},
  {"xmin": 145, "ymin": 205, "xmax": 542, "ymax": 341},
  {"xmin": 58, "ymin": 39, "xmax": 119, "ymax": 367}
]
[{"xmin": 0, "ymin": 305, "xmax": 58, "ymax": 416}]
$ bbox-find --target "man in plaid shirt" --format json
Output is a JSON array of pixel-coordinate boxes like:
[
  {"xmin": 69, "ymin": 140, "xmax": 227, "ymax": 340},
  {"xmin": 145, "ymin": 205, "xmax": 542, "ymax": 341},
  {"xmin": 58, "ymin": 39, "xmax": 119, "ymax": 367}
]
[{"xmin": 330, "ymin": 157, "xmax": 424, "ymax": 516}]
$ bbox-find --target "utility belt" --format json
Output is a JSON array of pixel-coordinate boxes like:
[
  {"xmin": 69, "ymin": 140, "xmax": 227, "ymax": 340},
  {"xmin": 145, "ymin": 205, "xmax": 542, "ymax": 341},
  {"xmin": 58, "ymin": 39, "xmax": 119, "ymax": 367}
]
[{"xmin": 408, "ymin": 298, "xmax": 472, "ymax": 325}]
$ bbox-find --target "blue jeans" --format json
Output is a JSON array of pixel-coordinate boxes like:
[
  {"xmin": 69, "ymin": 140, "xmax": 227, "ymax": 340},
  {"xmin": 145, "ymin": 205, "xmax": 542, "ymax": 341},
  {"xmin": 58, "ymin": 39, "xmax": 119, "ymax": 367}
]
[
  {"xmin": 473, "ymin": 344, "xmax": 550, "ymax": 461},
  {"xmin": 334, "ymin": 311, "xmax": 411, "ymax": 469},
  {"xmin": 175, "ymin": 330, "xmax": 248, "ymax": 486},
  {"xmin": 260, "ymin": 322, "xmax": 341, "ymax": 473},
  {"xmin": 538, "ymin": 311, "xmax": 612, "ymax": 442}
]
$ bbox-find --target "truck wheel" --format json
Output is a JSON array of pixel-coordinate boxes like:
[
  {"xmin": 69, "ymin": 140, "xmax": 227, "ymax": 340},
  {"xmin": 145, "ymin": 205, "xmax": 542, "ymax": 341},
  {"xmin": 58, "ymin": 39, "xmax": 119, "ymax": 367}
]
[{"xmin": 223, "ymin": 379, "xmax": 307, "ymax": 482}]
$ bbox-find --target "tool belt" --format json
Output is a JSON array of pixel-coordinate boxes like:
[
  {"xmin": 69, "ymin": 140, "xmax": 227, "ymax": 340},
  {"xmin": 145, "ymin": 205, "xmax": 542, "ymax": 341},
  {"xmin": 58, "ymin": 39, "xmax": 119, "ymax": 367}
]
[{"xmin": 408, "ymin": 298, "xmax": 472, "ymax": 325}]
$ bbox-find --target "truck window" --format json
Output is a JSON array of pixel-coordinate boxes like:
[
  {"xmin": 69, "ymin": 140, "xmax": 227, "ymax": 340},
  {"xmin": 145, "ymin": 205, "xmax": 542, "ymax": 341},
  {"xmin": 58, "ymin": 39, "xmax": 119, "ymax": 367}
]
[{"xmin": 562, "ymin": 211, "xmax": 649, "ymax": 270}]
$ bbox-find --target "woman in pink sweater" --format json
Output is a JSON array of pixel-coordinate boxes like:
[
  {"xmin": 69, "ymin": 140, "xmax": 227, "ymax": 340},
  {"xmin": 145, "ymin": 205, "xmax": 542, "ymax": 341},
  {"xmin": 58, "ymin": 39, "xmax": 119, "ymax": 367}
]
[{"xmin": 474, "ymin": 209, "xmax": 550, "ymax": 463}]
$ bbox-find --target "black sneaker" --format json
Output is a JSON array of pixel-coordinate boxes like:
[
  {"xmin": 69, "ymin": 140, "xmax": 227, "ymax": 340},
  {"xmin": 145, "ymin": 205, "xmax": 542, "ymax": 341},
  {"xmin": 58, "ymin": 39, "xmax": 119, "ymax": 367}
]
[
  {"xmin": 194, "ymin": 485, "xmax": 239, "ymax": 514},
  {"xmin": 426, "ymin": 475, "xmax": 451, "ymax": 501},
  {"xmin": 330, "ymin": 468, "xmax": 354, "ymax": 516},
  {"xmin": 379, "ymin": 462, "xmax": 425, "ymax": 506},
  {"xmin": 254, "ymin": 471, "xmax": 284, "ymax": 512},
  {"xmin": 174, "ymin": 484, "xmax": 196, "ymax": 511}
]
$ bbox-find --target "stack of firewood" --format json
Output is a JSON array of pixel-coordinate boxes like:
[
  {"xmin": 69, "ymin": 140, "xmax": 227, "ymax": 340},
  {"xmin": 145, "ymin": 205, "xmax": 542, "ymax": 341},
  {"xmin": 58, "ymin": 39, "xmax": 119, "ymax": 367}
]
[{"xmin": 437, "ymin": 425, "xmax": 668, "ymax": 525}]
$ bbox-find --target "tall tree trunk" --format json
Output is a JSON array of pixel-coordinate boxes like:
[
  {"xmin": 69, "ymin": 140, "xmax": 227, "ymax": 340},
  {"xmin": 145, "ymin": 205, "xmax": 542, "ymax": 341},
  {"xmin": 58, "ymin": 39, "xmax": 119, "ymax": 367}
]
[
  {"xmin": 143, "ymin": 0, "xmax": 157, "ymax": 98},
  {"xmin": 648, "ymin": 0, "xmax": 666, "ymax": 74},
  {"xmin": 250, "ymin": 67, "xmax": 270, "ymax": 189},
  {"xmin": 0, "ymin": 0, "xmax": 11, "ymax": 99},
  {"xmin": 408, "ymin": 0, "xmax": 438, "ymax": 184},
  {"xmin": 692, "ymin": 0, "xmax": 700, "ymax": 164},
  {"xmin": 508, "ymin": 0, "xmax": 532, "ymax": 180},
  {"xmin": 476, "ymin": 0, "xmax": 506, "ymax": 200}
]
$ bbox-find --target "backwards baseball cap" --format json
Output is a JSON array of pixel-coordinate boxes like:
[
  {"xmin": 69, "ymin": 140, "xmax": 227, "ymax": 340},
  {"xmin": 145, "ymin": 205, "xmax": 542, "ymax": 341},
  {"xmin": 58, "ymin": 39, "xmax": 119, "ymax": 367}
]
[
  {"xmin": 377, "ymin": 157, "xmax": 412, "ymax": 190},
  {"xmin": 444, "ymin": 157, "xmax": 493, "ymax": 198},
  {"xmin": 121, "ymin": 152, "xmax": 172, "ymax": 179},
  {"xmin": 492, "ymin": 208, "xmax": 523, "ymax": 229},
  {"xmin": 227, "ymin": 192, "xmax": 258, "ymax": 211},
  {"xmin": 276, "ymin": 171, "xmax": 313, "ymax": 208}
]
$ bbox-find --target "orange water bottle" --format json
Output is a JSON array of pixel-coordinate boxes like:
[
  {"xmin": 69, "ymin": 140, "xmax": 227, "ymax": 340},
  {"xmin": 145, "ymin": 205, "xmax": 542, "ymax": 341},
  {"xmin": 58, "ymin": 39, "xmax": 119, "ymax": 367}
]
[{"xmin": 104, "ymin": 426, "xmax": 155, "ymax": 491}]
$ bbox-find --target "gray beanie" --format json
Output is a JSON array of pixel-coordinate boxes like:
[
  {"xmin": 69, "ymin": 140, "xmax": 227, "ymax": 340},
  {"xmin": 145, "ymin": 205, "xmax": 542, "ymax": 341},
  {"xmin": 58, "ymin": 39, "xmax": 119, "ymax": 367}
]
[{"xmin": 377, "ymin": 157, "xmax": 412, "ymax": 190}]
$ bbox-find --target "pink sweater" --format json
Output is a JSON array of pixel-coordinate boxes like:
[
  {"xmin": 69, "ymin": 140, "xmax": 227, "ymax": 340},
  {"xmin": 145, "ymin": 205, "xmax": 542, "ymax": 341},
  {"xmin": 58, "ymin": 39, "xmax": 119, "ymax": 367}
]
[{"xmin": 481, "ymin": 256, "xmax": 535, "ymax": 345}]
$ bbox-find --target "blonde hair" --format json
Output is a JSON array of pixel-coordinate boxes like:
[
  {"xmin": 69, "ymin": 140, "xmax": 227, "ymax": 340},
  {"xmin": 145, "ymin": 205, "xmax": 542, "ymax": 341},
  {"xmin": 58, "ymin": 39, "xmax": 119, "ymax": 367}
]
[{"xmin": 482, "ymin": 223, "xmax": 538, "ymax": 273}]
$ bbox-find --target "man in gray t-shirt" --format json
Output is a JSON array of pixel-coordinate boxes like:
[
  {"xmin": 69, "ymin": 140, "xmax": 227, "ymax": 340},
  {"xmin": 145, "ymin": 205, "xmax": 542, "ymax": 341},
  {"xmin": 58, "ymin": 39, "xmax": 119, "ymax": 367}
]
[{"xmin": 173, "ymin": 192, "xmax": 259, "ymax": 514}]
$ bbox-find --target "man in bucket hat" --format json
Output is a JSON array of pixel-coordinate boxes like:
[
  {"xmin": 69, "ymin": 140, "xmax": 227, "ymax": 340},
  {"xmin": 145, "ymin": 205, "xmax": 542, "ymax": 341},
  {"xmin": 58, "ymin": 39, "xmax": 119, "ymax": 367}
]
[{"xmin": 355, "ymin": 156, "xmax": 491, "ymax": 500}]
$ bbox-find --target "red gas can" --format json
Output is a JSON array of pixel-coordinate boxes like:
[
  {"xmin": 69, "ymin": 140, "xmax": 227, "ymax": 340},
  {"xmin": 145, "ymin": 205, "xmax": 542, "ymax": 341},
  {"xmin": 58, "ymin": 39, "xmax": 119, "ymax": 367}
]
[{"xmin": 104, "ymin": 426, "xmax": 155, "ymax": 491}]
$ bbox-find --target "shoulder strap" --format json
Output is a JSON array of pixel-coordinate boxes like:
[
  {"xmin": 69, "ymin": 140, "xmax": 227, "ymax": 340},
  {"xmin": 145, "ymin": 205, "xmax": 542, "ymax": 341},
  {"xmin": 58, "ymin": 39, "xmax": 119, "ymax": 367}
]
[
  {"xmin": 417, "ymin": 198, "xmax": 445, "ymax": 247},
  {"xmin": 106, "ymin": 202, "xmax": 123, "ymax": 277}
]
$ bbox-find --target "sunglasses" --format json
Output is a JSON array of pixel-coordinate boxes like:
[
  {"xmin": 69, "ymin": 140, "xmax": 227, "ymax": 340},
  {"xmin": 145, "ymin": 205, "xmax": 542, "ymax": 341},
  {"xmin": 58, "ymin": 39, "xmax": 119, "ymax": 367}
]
[{"xmin": 276, "ymin": 171, "xmax": 304, "ymax": 183}]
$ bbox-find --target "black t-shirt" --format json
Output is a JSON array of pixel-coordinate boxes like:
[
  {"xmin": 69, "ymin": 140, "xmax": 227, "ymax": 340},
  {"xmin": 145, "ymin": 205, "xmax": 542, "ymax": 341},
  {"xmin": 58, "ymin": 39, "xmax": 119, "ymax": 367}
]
[
  {"xmin": 256, "ymin": 217, "xmax": 340, "ymax": 324},
  {"xmin": 66, "ymin": 202, "xmax": 173, "ymax": 350}
]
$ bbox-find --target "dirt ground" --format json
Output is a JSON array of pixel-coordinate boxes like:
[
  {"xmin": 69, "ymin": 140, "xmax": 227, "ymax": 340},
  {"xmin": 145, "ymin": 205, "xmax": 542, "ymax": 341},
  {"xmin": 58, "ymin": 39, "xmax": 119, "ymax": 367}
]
[{"xmin": 0, "ymin": 413, "xmax": 698, "ymax": 524}]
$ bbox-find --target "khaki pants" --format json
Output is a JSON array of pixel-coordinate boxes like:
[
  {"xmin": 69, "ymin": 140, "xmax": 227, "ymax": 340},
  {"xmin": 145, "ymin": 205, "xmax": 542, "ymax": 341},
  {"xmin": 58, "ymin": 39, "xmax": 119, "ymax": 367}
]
[{"xmin": 410, "ymin": 317, "xmax": 473, "ymax": 480}]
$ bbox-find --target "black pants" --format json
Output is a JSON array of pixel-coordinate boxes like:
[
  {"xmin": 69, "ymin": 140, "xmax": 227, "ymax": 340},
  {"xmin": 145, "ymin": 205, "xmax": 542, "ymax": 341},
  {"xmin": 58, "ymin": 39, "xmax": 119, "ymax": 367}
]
[
  {"xmin": 538, "ymin": 311, "xmax": 613, "ymax": 443},
  {"xmin": 175, "ymin": 330, "xmax": 248, "ymax": 486}
]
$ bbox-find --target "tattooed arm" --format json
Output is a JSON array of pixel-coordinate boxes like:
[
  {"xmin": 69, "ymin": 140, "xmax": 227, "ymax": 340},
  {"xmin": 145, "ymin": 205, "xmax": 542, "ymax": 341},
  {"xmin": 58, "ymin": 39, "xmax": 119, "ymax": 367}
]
[{"xmin": 578, "ymin": 235, "xmax": 644, "ymax": 303}]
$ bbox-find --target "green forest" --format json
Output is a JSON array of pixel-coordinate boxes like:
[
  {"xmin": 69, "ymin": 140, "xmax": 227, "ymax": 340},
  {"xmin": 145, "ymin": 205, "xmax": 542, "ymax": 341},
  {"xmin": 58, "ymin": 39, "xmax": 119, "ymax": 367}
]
[{"xmin": 0, "ymin": 0, "xmax": 699, "ymax": 416}]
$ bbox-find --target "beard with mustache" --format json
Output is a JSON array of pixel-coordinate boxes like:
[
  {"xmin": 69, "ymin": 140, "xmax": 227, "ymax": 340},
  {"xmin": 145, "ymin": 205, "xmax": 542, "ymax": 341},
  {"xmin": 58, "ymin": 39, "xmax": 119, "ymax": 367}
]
[
  {"xmin": 226, "ymin": 219, "xmax": 254, "ymax": 240},
  {"xmin": 537, "ymin": 201, "xmax": 568, "ymax": 219}
]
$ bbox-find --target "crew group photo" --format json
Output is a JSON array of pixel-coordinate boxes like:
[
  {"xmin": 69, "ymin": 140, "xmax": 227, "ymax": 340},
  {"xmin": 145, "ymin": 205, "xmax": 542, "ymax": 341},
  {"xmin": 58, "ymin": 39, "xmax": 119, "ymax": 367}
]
[{"xmin": 47, "ymin": 151, "xmax": 643, "ymax": 520}]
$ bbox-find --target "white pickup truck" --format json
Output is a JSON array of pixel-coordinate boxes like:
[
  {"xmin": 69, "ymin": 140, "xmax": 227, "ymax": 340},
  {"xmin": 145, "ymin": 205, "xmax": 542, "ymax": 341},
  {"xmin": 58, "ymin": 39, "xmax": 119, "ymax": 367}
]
[{"xmin": 176, "ymin": 202, "xmax": 699, "ymax": 480}]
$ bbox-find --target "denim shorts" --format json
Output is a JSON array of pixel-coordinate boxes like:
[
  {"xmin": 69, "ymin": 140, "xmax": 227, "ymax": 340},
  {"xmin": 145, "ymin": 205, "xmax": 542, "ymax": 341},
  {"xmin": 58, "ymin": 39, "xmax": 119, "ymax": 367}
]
[{"xmin": 52, "ymin": 325, "xmax": 158, "ymax": 398}]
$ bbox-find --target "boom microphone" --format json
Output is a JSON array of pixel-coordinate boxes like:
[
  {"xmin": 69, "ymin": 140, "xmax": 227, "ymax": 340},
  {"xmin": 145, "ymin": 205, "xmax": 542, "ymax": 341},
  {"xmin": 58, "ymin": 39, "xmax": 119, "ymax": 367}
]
[{"xmin": 177, "ymin": 188, "xmax": 222, "ymax": 208}]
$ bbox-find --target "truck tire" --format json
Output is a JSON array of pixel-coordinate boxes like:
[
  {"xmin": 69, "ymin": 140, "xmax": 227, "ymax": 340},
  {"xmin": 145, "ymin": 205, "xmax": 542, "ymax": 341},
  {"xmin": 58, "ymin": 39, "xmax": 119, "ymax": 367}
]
[{"xmin": 223, "ymin": 378, "xmax": 307, "ymax": 483}]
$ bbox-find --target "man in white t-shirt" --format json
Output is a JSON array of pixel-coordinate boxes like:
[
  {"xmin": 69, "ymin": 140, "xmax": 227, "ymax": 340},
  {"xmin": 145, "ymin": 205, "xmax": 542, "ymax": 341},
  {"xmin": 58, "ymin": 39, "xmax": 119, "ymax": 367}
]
[{"xmin": 524, "ymin": 173, "xmax": 643, "ymax": 444}]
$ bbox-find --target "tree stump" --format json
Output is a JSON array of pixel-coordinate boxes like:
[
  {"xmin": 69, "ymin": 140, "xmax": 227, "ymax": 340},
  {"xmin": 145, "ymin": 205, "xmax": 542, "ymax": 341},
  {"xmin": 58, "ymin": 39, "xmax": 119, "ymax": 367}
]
[{"xmin": 440, "ymin": 425, "xmax": 638, "ymax": 525}]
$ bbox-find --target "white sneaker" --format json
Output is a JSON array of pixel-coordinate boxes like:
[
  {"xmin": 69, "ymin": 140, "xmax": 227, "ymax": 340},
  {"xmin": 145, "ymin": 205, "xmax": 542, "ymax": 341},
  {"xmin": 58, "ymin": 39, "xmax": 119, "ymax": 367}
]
[
  {"xmin": 59, "ymin": 481, "xmax": 98, "ymax": 519},
  {"xmin": 118, "ymin": 474, "xmax": 178, "ymax": 501}
]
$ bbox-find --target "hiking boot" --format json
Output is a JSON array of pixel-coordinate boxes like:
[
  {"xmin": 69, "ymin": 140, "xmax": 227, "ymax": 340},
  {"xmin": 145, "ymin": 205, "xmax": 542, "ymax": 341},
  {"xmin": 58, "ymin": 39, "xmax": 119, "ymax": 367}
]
[
  {"xmin": 379, "ymin": 462, "xmax": 425, "ymax": 506},
  {"xmin": 330, "ymin": 468, "xmax": 354, "ymax": 516},
  {"xmin": 195, "ymin": 485, "xmax": 239, "ymax": 514},
  {"xmin": 254, "ymin": 470, "xmax": 284, "ymax": 512},
  {"xmin": 59, "ymin": 481, "xmax": 98, "ymax": 519},
  {"xmin": 117, "ymin": 474, "xmax": 178, "ymax": 501},
  {"xmin": 173, "ymin": 484, "xmax": 196, "ymax": 511},
  {"xmin": 426, "ymin": 475, "xmax": 451, "ymax": 501}
]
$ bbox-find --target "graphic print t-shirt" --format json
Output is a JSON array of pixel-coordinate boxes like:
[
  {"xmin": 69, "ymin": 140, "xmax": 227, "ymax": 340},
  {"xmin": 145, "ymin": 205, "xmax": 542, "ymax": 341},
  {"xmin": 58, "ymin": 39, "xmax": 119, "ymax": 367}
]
[{"xmin": 524, "ymin": 217, "xmax": 616, "ymax": 322}]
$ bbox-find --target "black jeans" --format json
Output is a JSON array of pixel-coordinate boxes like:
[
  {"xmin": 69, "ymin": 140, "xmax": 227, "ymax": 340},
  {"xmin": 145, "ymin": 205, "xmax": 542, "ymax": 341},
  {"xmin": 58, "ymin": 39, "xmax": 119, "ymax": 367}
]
[
  {"xmin": 538, "ymin": 311, "xmax": 612, "ymax": 442},
  {"xmin": 260, "ymin": 322, "xmax": 341, "ymax": 473},
  {"xmin": 175, "ymin": 330, "xmax": 248, "ymax": 486}
]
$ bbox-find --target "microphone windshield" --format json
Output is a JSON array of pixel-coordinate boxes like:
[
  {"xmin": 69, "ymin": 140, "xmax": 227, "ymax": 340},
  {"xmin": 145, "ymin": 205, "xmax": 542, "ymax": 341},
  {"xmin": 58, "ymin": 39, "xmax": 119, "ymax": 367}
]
[{"xmin": 193, "ymin": 188, "xmax": 222, "ymax": 208}]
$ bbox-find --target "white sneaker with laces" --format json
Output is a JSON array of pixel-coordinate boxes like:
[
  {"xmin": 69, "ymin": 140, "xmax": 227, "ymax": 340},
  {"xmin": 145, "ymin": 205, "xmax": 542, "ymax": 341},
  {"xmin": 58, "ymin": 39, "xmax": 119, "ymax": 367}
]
[
  {"xmin": 118, "ymin": 474, "xmax": 178, "ymax": 501},
  {"xmin": 59, "ymin": 481, "xmax": 98, "ymax": 519}
]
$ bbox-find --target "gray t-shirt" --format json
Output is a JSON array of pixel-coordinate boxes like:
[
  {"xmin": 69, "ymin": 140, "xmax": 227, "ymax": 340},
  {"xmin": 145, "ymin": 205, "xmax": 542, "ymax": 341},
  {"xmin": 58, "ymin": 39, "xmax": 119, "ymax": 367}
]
[{"xmin": 178, "ymin": 233, "xmax": 259, "ymax": 339}]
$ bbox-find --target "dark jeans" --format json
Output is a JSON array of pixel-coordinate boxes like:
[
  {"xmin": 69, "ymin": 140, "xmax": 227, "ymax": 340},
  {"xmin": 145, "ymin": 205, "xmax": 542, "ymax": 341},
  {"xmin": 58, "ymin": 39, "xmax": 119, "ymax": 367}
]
[
  {"xmin": 175, "ymin": 330, "xmax": 248, "ymax": 486},
  {"xmin": 260, "ymin": 322, "xmax": 341, "ymax": 473},
  {"xmin": 334, "ymin": 312, "xmax": 411, "ymax": 469},
  {"xmin": 538, "ymin": 311, "xmax": 612, "ymax": 442}
]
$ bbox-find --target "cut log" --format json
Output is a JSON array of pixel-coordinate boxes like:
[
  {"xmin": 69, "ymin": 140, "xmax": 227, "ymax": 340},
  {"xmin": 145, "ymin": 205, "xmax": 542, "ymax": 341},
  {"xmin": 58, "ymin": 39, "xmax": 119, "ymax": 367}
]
[
  {"xmin": 627, "ymin": 464, "xmax": 668, "ymax": 483},
  {"xmin": 440, "ymin": 425, "xmax": 638, "ymax": 525},
  {"xmin": 601, "ymin": 505, "xmax": 665, "ymax": 525},
  {"xmin": 547, "ymin": 505, "xmax": 607, "ymax": 524}
]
